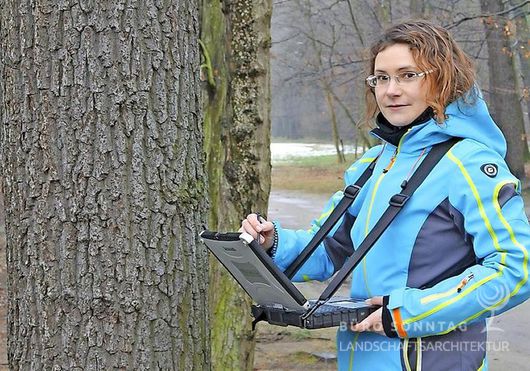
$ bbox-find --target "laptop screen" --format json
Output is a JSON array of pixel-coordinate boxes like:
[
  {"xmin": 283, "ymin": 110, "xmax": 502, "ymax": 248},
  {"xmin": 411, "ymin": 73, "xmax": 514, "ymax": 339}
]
[{"xmin": 201, "ymin": 231, "xmax": 308, "ymax": 311}]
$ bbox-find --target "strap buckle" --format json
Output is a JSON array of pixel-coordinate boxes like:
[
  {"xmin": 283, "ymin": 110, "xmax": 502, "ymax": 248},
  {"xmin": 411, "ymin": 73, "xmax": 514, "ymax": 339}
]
[
  {"xmin": 389, "ymin": 193, "xmax": 410, "ymax": 207},
  {"xmin": 344, "ymin": 185, "xmax": 361, "ymax": 199}
]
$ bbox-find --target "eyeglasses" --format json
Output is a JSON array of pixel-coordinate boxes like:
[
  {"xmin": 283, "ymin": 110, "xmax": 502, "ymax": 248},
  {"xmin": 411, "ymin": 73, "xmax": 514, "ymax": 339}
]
[{"xmin": 365, "ymin": 70, "xmax": 434, "ymax": 88}]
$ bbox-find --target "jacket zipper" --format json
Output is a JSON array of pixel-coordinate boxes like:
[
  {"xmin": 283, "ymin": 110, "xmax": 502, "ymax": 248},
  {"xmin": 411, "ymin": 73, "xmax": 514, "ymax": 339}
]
[
  {"xmin": 420, "ymin": 272, "xmax": 475, "ymax": 305},
  {"xmin": 456, "ymin": 273, "xmax": 475, "ymax": 293},
  {"xmin": 362, "ymin": 131, "xmax": 410, "ymax": 297}
]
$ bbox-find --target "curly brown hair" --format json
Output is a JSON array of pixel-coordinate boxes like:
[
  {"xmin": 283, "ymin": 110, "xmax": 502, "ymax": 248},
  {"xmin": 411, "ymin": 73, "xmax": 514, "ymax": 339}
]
[{"xmin": 364, "ymin": 20, "xmax": 477, "ymax": 124}]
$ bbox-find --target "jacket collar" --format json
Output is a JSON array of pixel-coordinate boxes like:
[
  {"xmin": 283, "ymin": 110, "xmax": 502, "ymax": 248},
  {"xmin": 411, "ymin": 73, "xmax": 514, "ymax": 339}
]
[
  {"xmin": 369, "ymin": 91, "xmax": 506, "ymax": 158},
  {"xmin": 370, "ymin": 108, "xmax": 434, "ymax": 147}
]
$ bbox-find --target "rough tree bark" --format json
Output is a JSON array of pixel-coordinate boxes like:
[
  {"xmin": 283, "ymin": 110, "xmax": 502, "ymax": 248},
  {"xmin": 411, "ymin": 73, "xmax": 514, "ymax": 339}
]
[
  {"xmin": 481, "ymin": 0, "xmax": 528, "ymax": 181},
  {"xmin": 508, "ymin": 1, "xmax": 530, "ymax": 147},
  {"xmin": 1, "ymin": 0, "xmax": 209, "ymax": 369},
  {"xmin": 201, "ymin": 0, "xmax": 272, "ymax": 369},
  {"xmin": 508, "ymin": 18, "xmax": 530, "ymax": 150}
]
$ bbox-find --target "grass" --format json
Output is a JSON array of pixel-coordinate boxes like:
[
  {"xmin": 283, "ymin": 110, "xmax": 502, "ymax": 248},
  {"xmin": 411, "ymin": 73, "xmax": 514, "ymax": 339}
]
[
  {"xmin": 291, "ymin": 328, "xmax": 313, "ymax": 340},
  {"xmin": 286, "ymin": 351, "xmax": 320, "ymax": 365},
  {"xmin": 272, "ymin": 137, "xmax": 354, "ymax": 144},
  {"xmin": 273, "ymin": 156, "xmax": 530, "ymax": 211},
  {"xmin": 272, "ymin": 153, "xmax": 359, "ymax": 194}
]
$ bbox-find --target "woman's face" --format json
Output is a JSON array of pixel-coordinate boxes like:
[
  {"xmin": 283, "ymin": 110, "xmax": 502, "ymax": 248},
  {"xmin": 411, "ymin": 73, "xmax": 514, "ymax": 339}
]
[{"xmin": 373, "ymin": 43, "xmax": 431, "ymax": 127}]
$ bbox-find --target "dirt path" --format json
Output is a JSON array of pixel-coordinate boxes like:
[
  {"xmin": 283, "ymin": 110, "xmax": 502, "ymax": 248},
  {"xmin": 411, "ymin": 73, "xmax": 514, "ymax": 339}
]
[{"xmin": 253, "ymin": 189, "xmax": 530, "ymax": 370}]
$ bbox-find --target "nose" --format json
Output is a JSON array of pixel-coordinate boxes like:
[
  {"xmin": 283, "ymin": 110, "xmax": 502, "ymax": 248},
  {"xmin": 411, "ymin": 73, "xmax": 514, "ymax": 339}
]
[{"xmin": 384, "ymin": 77, "xmax": 402, "ymax": 96}]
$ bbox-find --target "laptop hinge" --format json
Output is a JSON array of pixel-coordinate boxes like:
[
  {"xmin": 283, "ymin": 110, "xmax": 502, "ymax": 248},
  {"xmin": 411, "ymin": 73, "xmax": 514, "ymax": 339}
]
[{"xmin": 251, "ymin": 306, "xmax": 267, "ymax": 331}]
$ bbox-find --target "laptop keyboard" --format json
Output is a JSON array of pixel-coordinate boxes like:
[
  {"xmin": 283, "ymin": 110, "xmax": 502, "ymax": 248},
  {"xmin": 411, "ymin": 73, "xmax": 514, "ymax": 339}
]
[
  {"xmin": 310, "ymin": 298, "xmax": 368, "ymax": 313},
  {"xmin": 314, "ymin": 303, "xmax": 346, "ymax": 314}
]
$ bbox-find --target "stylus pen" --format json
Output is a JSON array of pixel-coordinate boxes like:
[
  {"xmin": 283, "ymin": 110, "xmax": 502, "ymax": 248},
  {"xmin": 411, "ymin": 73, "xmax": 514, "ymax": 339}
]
[{"xmin": 255, "ymin": 212, "xmax": 266, "ymax": 244}]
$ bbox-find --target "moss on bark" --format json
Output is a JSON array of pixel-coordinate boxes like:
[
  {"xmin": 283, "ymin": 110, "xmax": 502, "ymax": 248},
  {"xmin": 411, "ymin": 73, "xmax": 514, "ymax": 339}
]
[{"xmin": 201, "ymin": 0, "xmax": 272, "ymax": 369}]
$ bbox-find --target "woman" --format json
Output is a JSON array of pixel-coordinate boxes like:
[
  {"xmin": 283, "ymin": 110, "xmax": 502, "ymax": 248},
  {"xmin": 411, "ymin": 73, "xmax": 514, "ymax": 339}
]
[{"xmin": 241, "ymin": 20, "xmax": 530, "ymax": 370}]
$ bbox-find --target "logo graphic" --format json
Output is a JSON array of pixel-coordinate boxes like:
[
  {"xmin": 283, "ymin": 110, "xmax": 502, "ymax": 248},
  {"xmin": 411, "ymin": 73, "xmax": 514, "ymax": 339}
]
[
  {"xmin": 476, "ymin": 282, "xmax": 510, "ymax": 312},
  {"xmin": 480, "ymin": 163, "xmax": 498, "ymax": 178},
  {"xmin": 477, "ymin": 282, "xmax": 510, "ymax": 333}
]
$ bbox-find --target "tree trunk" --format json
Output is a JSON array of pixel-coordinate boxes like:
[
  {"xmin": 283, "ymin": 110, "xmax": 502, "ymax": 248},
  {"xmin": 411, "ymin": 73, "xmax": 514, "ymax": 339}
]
[
  {"xmin": 1, "ymin": 1, "xmax": 209, "ymax": 369},
  {"xmin": 508, "ymin": 19, "xmax": 530, "ymax": 151},
  {"xmin": 201, "ymin": 0, "xmax": 272, "ymax": 370},
  {"xmin": 409, "ymin": 0, "xmax": 426, "ymax": 18},
  {"xmin": 325, "ymin": 89, "xmax": 345, "ymax": 163},
  {"xmin": 481, "ymin": 0, "xmax": 528, "ymax": 181},
  {"xmin": 509, "ymin": 1, "xmax": 530, "ymax": 149},
  {"xmin": 374, "ymin": 0, "xmax": 392, "ymax": 27}
]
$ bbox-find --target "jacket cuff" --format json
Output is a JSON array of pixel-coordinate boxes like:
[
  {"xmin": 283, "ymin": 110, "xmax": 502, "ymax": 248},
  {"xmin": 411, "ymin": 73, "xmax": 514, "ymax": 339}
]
[
  {"xmin": 266, "ymin": 223, "xmax": 279, "ymax": 259},
  {"xmin": 382, "ymin": 295, "xmax": 398, "ymax": 338}
]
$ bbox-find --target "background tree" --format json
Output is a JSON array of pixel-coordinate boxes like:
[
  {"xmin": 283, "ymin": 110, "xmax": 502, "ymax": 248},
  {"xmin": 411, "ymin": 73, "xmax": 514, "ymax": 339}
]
[
  {"xmin": 0, "ymin": 0, "xmax": 209, "ymax": 369},
  {"xmin": 507, "ymin": 0, "xmax": 530, "ymax": 145},
  {"xmin": 480, "ymin": 0, "xmax": 528, "ymax": 181},
  {"xmin": 201, "ymin": 0, "xmax": 273, "ymax": 369}
]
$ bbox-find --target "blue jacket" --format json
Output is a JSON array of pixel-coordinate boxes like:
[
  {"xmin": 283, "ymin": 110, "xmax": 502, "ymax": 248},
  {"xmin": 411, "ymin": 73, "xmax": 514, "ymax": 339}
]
[{"xmin": 272, "ymin": 95, "xmax": 530, "ymax": 371}]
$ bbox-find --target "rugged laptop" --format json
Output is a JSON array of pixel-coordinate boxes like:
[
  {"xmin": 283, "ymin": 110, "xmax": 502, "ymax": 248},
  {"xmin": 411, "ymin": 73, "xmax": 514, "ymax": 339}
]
[{"xmin": 201, "ymin": 230, "xmax": 376, "ymax": 329}]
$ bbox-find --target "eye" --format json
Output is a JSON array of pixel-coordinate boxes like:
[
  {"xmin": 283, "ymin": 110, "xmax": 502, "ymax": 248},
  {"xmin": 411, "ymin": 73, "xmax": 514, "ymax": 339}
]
[
  {"xmin": 376, "ymin": 74, "xmax": 390, "ymax": 82},
  {"xmin": 400, "ymin": 72, "xmax": 419, "ymax": 80}
]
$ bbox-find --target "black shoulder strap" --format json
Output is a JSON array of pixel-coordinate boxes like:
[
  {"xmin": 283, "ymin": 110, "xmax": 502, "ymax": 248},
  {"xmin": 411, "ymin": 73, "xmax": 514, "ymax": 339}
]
[
  {"xmin": 284, "ymin": 155, "xmax": 379, "ymax": 279},
  {"xmin": 318, "ymin": 138, "xmax": 460, "ymax": 301}
]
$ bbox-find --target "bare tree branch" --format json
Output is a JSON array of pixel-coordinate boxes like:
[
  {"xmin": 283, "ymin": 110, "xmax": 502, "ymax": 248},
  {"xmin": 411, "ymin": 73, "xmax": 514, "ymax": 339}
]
[
  {"xmin": 444, "ymin": 1, "xmax": 530, "ymax": 29},
  {"xmin": 346, "ymin": 0, "xmax": 367, "ymax": 46},
  {"xmin": 272, "ymin": 32, "xmax": 302, "ymax": 45}
]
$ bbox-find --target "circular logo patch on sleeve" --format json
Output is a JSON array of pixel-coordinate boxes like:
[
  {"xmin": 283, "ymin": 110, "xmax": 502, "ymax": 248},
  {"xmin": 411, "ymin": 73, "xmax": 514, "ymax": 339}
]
[{"xmin": 481, "ymin": 163, "xmax": 498, "ymax": 178}]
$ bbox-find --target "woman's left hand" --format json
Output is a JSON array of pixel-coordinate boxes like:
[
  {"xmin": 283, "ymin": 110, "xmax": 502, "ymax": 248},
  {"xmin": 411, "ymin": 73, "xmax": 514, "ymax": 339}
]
[{"xmin": 350, "ymin": 296, "xmax": 385, "ymax": 335}]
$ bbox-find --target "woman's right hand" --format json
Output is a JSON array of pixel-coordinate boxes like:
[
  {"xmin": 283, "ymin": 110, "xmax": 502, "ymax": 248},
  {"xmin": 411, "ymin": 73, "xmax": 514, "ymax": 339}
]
[{"xmin": 239, "ymin": 213, "xmax": 275, "ymax": 251}]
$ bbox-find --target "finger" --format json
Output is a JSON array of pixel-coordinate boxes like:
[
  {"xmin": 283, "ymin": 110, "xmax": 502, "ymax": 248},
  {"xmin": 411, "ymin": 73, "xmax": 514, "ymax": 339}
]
[
  {"xmin": 366, "ymin": 296, "xmax": 383, "ymax": 306},
  {"xmin": 351, "ymin": 320, "xmax": 368, "ymax": 332},
  {"xmin": 247, "ymin": 214, "xmax": 263, "ymax": 232},
  {"xmin": 351, "ymin": 316, "xmax": 371, "ymax": 332},
  {"xmin": 241, "ymin": 220, "xmax": 258, "ymax": 239},
  {"xmin": 259, "ymin": 221, "xmax": 274, "ymax": 233},
  {"xmin": 351, "ymin": 309, "xmax": 380, "ymax": 332},
  {"xmin": 351, "ymin": 323, "xmax": 360, "ymax": 332},
  {"xmin": 372, "ymin": 321, "xmax": 385, "ymax": 335},
  {"xmin": 243, "ymin": 219, "xmax": 259, "ymax": 235},
  {"xmin": 248, "ymin": 214, "xmax": 275, "ymax": 233}
]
